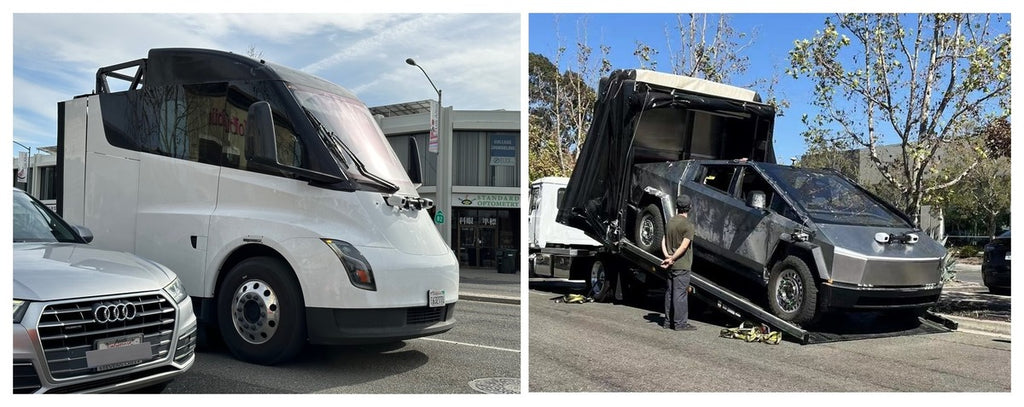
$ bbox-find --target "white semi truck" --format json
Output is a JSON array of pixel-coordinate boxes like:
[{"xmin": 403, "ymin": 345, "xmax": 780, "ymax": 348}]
[{"xmin": 57, "ymin": 48, "xmax": 459, "ymax": 364}]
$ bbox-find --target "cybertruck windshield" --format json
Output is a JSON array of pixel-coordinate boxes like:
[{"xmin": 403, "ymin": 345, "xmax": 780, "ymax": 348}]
[
  {"xmin": 292, "ymin": 85, "xmax": 411, "ymax": 191},
  {"xmin": 761, "ymin": 166, "xmax": 911, "ymax": 228}
]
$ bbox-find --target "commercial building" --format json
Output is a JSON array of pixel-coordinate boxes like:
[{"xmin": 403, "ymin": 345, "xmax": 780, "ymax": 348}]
[
  {"xmin": 12, "ymin": 146, "xmax": 58, "ymax": 210},
  {"xmin": 373, "ymin": 101, "xmax": 521, "ymax": 269}
]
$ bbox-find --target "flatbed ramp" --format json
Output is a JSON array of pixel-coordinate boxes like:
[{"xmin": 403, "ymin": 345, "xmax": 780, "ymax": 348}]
[{"xmin": 615, "ymin": 240, "xmax": 957, "ymax": 344}]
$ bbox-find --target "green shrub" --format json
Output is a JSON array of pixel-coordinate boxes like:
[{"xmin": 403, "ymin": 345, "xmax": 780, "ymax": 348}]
[{"xmin": 952, "ymin": 245, "xmax": 983, "ymax": 258}]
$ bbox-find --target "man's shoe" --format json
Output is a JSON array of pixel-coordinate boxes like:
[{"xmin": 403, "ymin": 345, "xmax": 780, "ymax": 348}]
[{"xmin": 674, "ymin": 324, "xmax": 697, "ymax": 331}]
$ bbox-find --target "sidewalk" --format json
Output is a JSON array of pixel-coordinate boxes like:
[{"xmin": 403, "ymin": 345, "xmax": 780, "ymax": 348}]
[
  {"xmin": 459, "ymin": 266, "xmax": 521, "ymax": 304},
  {"xmin": 933, "ymin": 265, "xmax": 1011, "ymax": 336}
]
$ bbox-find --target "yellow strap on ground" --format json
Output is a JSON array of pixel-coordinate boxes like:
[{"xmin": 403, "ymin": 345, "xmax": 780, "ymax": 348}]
[{"xmin": 719, "ymin": 321, "xmax": 781, "ymax": 345}]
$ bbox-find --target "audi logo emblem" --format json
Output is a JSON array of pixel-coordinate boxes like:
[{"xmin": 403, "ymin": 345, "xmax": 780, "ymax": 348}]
[{"xmin": 92, "ymin": 301, "xmax": 138, "ymax": 323}]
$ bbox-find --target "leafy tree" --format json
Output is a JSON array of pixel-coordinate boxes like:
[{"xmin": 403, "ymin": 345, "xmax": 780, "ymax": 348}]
[
  {"xmin": 788, "ymin": 13, "xmax": 1010, "ymax": 226},
  {"xmin": 633, "ymin": 14, "xmax": 789, "ymax": 115},
  {"xmin": 934, "ymin": 117, "xmax": 1011, "ymax": 238},
  {"xmin": 528, "ymin": 16, "xmax": 609, "ymax": 180}
]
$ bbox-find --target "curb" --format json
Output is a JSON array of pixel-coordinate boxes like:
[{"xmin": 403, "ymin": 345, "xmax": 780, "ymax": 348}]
[
  {"xmin": 936, "ymin": 313, "xmax": 1011, "ymax": 336},
  {"xmin": 461, "ymin": 293, "xmax": 521, "ymax": 305}
]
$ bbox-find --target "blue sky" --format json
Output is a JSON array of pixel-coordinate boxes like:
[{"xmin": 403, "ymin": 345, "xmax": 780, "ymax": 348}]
[
  {"xmin": 527, "ymin": 13, "xmax": 1007, "ymax": 164},
  {"xmin": 9, "ymin": 13, "xmax": 521, "ymax": 156}
]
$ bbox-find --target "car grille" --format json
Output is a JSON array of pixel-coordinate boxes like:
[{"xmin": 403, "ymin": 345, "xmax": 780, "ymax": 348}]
[
  {"xmin": 36, "ymin": 294, "xmax": 176, "ymax": 379},
  {"xmin": 174, "ymin": 327, "xmax": 198, "ymax": 364},
  {"xmin": 13, "ymin": 359, "xmax": 41, "ymax": 394}
]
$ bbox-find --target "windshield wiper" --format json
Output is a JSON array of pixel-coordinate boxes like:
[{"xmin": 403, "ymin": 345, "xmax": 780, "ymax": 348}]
[{"xmin": 303, "ymin": 108, "xmax": 399, "ymax": 193}]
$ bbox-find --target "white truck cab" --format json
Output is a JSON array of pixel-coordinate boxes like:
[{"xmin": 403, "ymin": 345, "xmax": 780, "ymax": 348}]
[{"xmin": 58, "ymin": 48, "xmax": 459, "ymax": 364}]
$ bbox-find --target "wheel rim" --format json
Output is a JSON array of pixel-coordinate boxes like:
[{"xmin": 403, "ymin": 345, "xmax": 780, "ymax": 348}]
[
  {"xmin": 775, "ymin": 269, "xmax": 804, "ymax": 313},
  {"xmin": 590, "ymin": 262, "xmax": 606, "ymax": 295},
  {"xmin": 230, "ymin": 279, "xmax": 280, "ymax": 345},
  {"xmin": 639, "ymin": 214, "xmax": 655, "ymax": 247}
]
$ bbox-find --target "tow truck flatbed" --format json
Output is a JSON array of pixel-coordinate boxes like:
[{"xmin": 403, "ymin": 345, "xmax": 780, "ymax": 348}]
[{"xmin": 614, "ymin": 240, "xmax": 957, "ymax": 344}]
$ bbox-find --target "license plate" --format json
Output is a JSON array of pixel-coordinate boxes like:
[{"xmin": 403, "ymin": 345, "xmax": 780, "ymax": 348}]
[
  {"xmin": 428, "ymin": 290, "xmax": 445, "ymax": 308},
  {"xmin": 1006, "ymin": 252, "xmax": 1011, "ymax": 261},
  {"xmin": 86, "ymin": 333, "xmax": 153, "ymax": 371}
]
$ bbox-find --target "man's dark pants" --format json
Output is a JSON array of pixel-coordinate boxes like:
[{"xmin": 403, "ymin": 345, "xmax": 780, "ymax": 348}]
[{"xmin": 664, "ymin": 269, "xmax": 690, "ymax": 328}]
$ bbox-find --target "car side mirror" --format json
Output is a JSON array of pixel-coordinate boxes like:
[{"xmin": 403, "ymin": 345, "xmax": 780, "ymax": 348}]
[
  {"xmin": 74, "ymin": 225, "xmax": 94, "ymax": 244},
  {"xmin": 245, "ymin": 101, "xmax": 279, "ymax": 165},
  {"xmin": 748, "ymin": 191, "xmax": 766, "ymax": 211}
]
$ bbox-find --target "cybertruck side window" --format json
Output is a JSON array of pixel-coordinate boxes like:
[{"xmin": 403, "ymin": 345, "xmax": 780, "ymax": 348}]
[
  {"xmin": 736, "ymin": 167, "xmax": 799, "ymax": 223},
  {"xmin": 694, "ymin": 165, "xmax": 737, "ymax": 196}
]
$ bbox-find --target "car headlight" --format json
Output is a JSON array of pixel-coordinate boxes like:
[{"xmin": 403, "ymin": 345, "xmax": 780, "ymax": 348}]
[
  {"xmin": 323, "ymin": 239, "xmax": 377, "ymax": 291},
  {"xmin": 163, "ymin": 278, "xmax": 189, "ymax": 303},
  {"xmin": 14, "ymin": 299, "xmax": 29, "ymax": 324}
]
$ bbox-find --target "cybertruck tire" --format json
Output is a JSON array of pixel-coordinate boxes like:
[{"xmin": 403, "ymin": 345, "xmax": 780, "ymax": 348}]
[
  {"xmin": 767, "ymin": 255, "xmax": 821, "ymax": 326},
  {"xmin": 635, "ymin": 204, "xmax": 665, "ymax": 254},
  {"xmin": 217, "ymin": 256, "xmax": 306, "ymax": 365}
]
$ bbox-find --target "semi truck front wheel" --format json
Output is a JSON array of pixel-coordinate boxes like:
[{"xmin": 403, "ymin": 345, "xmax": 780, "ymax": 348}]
[{"xmin": 217, "ymin": 256, "xmax": 306, "ymax": 365}]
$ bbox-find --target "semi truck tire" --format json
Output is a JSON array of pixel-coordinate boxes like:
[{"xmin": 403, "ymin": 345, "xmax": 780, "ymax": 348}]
[
  {"xmin": 767, "ymin": 255, "xmax": 821, "ymax": 326},
  {"xmin": 635, "ymin": 204, "xmax": 665, "ymax": 254},
  {"xmin": 217, "ymin": 256, "xmax": 306, "ymax": 365},
  {"xmin": 589, "ymin": 258, "xmax": 615, "ymax": 302}
]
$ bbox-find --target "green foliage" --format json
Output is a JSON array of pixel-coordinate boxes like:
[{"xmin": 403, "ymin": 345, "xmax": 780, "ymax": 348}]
[
  {"xmin": 527, "ymin": 20, "xmax": 605, "ymax": 181},
  {"xmin": 951, "ymin": 245, "xmax": 983, "ymax": 258},
  {"xmin": 787, "ymin": 13, "xmax": 1011, "ymax": 226}
]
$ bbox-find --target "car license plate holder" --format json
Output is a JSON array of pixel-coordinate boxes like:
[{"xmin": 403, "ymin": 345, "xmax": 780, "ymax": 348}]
[
  {"xmin": 86, "ymin": 333, "xmax": 153, "ymax": 371},
  {"xmin": 428, "ymin": 290, "xmax": 445, "ymax": 308}
]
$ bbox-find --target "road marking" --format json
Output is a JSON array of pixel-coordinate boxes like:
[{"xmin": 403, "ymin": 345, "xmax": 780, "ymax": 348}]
[
  {"xmin": 416, "ymin": 337, "xmax": 521, "ymax": 353},
  {"xmin": 957, "ymin": 328, "xmax": 1012, "ymax": 341}
]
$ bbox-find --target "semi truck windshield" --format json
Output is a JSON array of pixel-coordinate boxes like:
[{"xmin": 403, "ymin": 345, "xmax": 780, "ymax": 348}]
[{"xmin": 293, "ymin": 86, "xmax": 411, "ymax": 191}]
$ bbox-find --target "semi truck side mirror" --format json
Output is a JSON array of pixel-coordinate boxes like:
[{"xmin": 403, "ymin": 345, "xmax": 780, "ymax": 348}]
[
  {"xmin": 748, "ymin": 191, "xmax": 766, "ymax": 210},
  {"xmin": 245, "ymin": 101, "xmax": 279, "ymax": 165},
  {"xmin": 407, "ymin": 137, "xmax": 423, "ymax": 185}
]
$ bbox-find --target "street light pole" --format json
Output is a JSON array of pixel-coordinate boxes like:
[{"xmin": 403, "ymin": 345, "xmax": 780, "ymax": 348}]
[
  {"xmin": 406, "ymin": 58, "xmax": 452, "ymax": 246},
  {"xmin": 13, "ymin": 140, "xmax": 32, "ymax": 196},
  {"xmin": 406, "ymin": 58, "xmax": 442, "ymax": 110}
]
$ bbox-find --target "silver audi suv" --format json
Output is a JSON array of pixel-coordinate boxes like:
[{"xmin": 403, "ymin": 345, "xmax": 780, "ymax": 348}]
[{"xmin": 13, "ymin": 188, "xmax": 197, "ymax": 393}]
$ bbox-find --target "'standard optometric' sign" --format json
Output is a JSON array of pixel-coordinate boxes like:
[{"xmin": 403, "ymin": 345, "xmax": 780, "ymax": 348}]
[
  {"xmin": 489, "ymin": 134, "xmax": 516, "ymax": 166},
  {"xmin": 455, "ymin": 193, "xmax": 520, "ymax": 208}
]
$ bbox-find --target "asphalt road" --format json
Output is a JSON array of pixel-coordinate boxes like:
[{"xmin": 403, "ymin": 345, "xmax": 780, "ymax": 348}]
[
  {"xmin": 164, "ymin": 299, "xmax": 520, "ymax": 394},
  {"xmin": 528, "ymin": 287, "xmax": 1010, "ymax": 392}
]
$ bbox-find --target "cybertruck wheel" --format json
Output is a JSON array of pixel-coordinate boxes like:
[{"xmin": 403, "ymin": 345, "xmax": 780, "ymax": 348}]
[
  {"xmin": 767, "ymin": 256, "xmax": 821, "ymax": 326},
  {"xmin": 217, "ymin": 256, "xmax": 306, "ymax": 365},
  {"xmin": 635, "ymin": 204, "xmax": 665, "ymax": 254},
  {"xmin": 589, "ymin": 258, "xmax": 615, "ymax": 302}
]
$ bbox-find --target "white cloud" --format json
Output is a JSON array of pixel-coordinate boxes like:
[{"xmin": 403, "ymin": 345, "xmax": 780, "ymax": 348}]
[{"xmin": 11, "ymin": 13, "xmax": 521, "ymax": 152}]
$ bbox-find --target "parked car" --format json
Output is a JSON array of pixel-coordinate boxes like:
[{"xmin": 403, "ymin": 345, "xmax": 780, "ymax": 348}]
[
  {"xmin": 628, "ymin": 159, "xmax": 946, "ymax": 326},
  {"xmin": 13, "ymin": 188, "xmax": 197, "ymax": 393},
  {"xmin": 982, "ymin": 230, "xmax": 1011, "ymax": 294}
]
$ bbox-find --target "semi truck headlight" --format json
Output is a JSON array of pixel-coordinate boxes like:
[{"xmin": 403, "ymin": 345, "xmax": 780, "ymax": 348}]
[
  {"xmin": 14, "ymin": 300, "xmax": 29, "ymax": 323},
  {"xmin": 323, "ymin": 239, "xmax": 377, "ymax": 291},
  {"xmin": 163, "ymin": 278, "xmax": 189, "ymax": 303}
]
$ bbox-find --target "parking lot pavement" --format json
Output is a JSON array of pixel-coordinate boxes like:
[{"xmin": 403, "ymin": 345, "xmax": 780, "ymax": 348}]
[{"xmin": 460, "ymin": 266, "xmax": 521, "ymax": 304}]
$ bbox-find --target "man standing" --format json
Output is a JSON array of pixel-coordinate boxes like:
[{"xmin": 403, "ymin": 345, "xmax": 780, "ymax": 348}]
[{"xmin": 660, "ymin": 194, "xmax": 696, "ymax": 331}]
